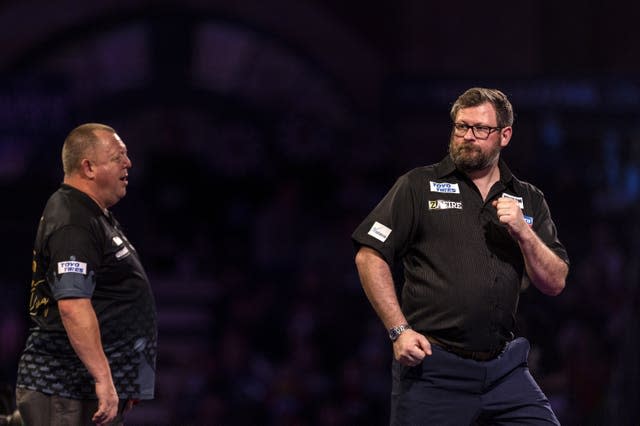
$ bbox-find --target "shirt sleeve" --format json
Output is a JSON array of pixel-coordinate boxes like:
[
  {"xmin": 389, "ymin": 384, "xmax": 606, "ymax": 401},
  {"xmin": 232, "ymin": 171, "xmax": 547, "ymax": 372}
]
[
  {"xmin": 531, "ymin": 194, "xmax": 570, "ymax": 266},
  {"xmin": 47, "ymin": 225, "xmax": 100, "ymax": 300},
  {"xmin": 351, "ymin": 173, "xmax": 419, "ymax": 266}
]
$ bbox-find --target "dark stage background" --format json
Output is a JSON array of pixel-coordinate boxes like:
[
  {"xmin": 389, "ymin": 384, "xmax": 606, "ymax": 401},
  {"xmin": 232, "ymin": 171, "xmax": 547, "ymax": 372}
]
[{"xmin": 1, "ymin": 1, "xmax": 639, "ymax": 424}]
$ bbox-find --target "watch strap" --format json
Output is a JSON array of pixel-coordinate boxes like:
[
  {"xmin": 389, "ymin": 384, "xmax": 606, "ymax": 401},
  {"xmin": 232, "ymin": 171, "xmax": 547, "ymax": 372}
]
[{"xmin": 388, "ymin": 323, "xmax": 411, "ymax": 341}]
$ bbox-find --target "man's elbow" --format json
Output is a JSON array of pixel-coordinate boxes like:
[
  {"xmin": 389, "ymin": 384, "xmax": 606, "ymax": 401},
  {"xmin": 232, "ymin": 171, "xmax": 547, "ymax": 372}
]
[
  {"xmin": 545, "ymin": 280, "xmax": 565, "ymax": 296},
  {"xmin": 543, "ymin": 265, "xmax": 569, "ymax": 296}
]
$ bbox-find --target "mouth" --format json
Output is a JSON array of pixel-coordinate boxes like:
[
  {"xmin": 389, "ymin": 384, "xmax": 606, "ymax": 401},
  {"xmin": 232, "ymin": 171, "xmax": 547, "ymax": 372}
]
[
  {"xmin": 456, "ymin": 144, "xmax": 479, "ymax": 154},
  {"xmin": 120, "ymin": 175, "xmax": 128, "ymax": 183}
]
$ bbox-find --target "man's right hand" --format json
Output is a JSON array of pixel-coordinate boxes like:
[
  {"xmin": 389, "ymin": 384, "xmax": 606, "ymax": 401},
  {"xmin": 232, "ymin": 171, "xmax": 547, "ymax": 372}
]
[
  {"xmin": 393, "ymin": 329, "xmax": 432, "ymax": 367},
  {"xmin": 92, "ymin": 380, "xmax": 119, "ymax": 425}
]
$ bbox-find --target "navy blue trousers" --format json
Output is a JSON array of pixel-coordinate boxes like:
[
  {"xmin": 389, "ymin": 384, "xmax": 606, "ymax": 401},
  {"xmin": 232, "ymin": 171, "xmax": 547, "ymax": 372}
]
[{"xmin": 390, "ymin": 337, "xmax": 559, "ymax": 425}]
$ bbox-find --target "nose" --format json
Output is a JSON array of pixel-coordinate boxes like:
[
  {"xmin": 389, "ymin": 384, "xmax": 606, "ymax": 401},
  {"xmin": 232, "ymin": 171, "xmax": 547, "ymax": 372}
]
[
  {"xmin": 124, "ymin": 154, "xmax": 132, "ymax": 168},
  {"xmin": 463, "ymin": 127, "xmax": 475, "ymax": 139}
]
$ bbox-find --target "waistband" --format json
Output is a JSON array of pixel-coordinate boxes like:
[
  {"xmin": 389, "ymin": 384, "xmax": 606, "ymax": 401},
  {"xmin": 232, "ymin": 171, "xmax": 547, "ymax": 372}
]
[{"xmin": 426, "ymin": 335, "xmax": 506, "ymax": 362}]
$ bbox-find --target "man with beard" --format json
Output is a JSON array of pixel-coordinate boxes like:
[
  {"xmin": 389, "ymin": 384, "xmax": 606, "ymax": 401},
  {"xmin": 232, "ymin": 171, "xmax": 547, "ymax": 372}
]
[{"xmin": 352, "ymin": 88, "xmax": 569, "ymax": 424}]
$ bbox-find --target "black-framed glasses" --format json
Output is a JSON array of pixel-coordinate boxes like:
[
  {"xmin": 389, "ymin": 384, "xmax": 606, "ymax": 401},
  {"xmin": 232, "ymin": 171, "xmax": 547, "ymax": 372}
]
[{"xmin": 453, "ymin": 123, "xmax": 502, "ymax": 140}]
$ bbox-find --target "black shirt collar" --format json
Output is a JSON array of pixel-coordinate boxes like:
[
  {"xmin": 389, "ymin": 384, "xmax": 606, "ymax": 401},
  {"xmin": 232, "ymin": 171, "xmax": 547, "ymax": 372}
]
[{"xmin": 59, "ymin": 183, "xmax": 109, "ymax": 217}]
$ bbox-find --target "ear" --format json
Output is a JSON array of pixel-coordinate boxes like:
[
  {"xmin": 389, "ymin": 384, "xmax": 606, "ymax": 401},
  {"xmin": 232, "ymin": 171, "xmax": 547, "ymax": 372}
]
[
  {"xmin": 80, "ymin": 158, "xmax": 96, "ymax": 179},
  {"xmin": 499, "ymin": 126, "xmax": 512, "ymax": 148}
]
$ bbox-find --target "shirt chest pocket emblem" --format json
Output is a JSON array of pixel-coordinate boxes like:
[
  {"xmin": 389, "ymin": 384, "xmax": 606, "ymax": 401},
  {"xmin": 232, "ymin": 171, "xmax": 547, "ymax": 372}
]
[
  {"xmin": 429, "ymin": 181, "xmax": 460, "ymax": 194},
  {"xmin": 428, "ymin": 200, "xmax": 463, "ymax": 210},
  {"xmin": 501, "ymin": 193, "xmax": 524, "ymax": 209},
  {"xmin": 112, "ymin": 236, "xmax": 130, "ymax": 259},
  {"xmin": 115, "ymin": 246, "xmax": 130, "ymax": 259}
]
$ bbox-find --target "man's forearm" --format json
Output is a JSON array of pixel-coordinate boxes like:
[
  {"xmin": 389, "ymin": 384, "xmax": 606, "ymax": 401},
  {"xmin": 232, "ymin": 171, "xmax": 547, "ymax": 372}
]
[
  {"xmin": 355, "ymin": 246, "xmax": 407, "ymax": 328},
  {"xmin": 517, "ymin": 230, "xmax": 568, "ymax": 296},
  {"xmin": 58, "ymin": 298, "xmax": 113, "ymax": 383}
]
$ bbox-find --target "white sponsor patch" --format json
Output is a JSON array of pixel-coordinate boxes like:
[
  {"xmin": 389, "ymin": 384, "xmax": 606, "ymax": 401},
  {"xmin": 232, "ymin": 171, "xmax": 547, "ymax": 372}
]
[
  {"xmin": 115, "ymin": 246, "xmax": 130, "ymax": 259},
  {"xmin": 501, "ymin": 193, "xmax": 524, "ymax": 209},
  {"xmin": 429, "ymin": 181, "xmax": 460, "ymax": 194},
  {"xmin": 367, "ymin": 221, "xmax": 392, "ymax": 242},
  {"xmin": 112, "ymin": 236, "xmax": 123, "ymax": 246},
  {"xmin": 428, "ymin": 200, "xmax": 463, "ymax": 210},
  {"xmin": 57, "ymin": 261, "xmax": 87, "ymax": 275}
]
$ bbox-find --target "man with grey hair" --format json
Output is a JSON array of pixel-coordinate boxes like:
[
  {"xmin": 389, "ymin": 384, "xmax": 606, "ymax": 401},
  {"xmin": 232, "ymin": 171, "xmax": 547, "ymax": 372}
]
[
  {"xmin": 352, "ymin": 88, "xmax": 569, "ymax": 424},
  {"xmin": 16, "ymin": 123, "xmax": 157, "ymax": 425}
]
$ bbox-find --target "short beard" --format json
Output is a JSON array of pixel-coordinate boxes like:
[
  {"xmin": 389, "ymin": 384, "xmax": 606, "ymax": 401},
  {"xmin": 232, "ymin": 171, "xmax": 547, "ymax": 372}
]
[{"xmin": 448, "ymin": 135, "xmax": 501, "ymax": 173}]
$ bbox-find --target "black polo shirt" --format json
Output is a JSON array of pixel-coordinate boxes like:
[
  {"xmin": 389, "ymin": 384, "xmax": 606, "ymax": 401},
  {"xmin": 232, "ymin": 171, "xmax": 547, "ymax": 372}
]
[
  {"xmin": 17, "ymin": 184, "xmax": 157, "ymax": 400},
  {"xmin": 352, "ymin": 156, "xmax": 569, "ymax": 352}
]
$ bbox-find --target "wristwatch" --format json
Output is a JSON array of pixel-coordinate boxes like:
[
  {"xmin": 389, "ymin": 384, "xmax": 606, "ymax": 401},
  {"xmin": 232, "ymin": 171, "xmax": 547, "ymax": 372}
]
[{"xmin": 388, "ymin": 324, "xmax": 411, "ymax": 341}]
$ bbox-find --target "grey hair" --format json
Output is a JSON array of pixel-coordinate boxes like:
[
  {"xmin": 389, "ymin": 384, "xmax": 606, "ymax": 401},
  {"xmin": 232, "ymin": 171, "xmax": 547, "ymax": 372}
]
[{"xmin": 62, "ymin": 123, "xmax": 115, "ymax": 175}]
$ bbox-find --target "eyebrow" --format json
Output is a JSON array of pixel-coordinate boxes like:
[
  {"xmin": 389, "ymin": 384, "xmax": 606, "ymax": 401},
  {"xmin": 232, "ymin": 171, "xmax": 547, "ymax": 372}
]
[{"xmin": 457, "ymin": 121, "xmax": 496, "ymax": 127}]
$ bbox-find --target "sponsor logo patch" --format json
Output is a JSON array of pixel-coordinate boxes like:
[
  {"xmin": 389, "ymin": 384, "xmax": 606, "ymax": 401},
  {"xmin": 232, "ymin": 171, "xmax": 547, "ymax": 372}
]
[
  {"xmin": 429, "ymin": 181, "xmax": 460, "ymax": 194},
  {"xmin": 524, "ymin": 215, "xmax": 534, "ymax": 226},
  {"xmin": 115, "ymin": 247, "xmax": 130, "ymax": 259},
  {"xmin": 367, "ymin": 221, "xmax": 392, "ymax": 242},
  {"xmin": 428, "ymin": 200, "xmax": 463, "ymax": 210},
  {"xmin": 57, "ymin": 260, "xmax": 87, "ymax": 275},
  {"xmin": 501, "ymin": 193, "xmax": 524, "ymax": 209}
]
